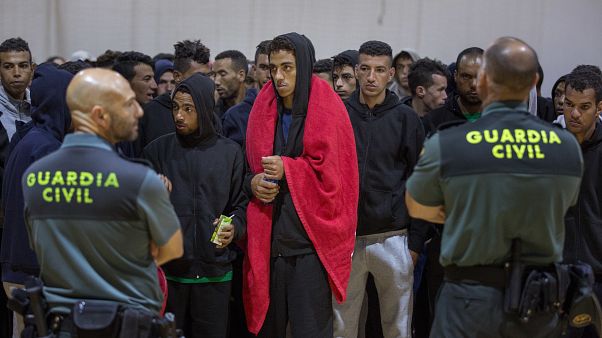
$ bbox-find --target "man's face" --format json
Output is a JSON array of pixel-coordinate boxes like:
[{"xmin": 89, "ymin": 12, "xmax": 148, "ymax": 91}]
[
  {"xmin": 333, "ymin": 65, "xmax": 356, "ymax": 100},
  {"xmin": 108, "ymin": 86, "xmax": 143, "ymax": 142},
  {"xmin": 395, "ymin": 56, "xmax": 413, "ymax": 89},
  {"xmin": 554, "ymin": 81, "xmax": 566, "ymax": 115},
  {"xmin": 212, "ymin": 58, "xmax": 244, "ymax": 100},
  {"xmin": 255, "ymin": 53, "xmax": 270, "ymax": 89},
  {"xmin": 172, "ymin": 91, "xmax": 199, "ymax": 136},
  {"xmin": 421, "ymin": 74, "xmax": 448, "ymax": 112},
  {"xmin": 157, "ymin": 71, "xmax": 176, "ymax": 96},
  {"xmin": 455, "ymin": 56, "xmax": 482, "ymax": 105},
  {"xmin": 269, "ymin": 50, "xmax": 297, "ymax": 101},
  {"xmin": 356, "ymin": 54, "xmax": 394, "ymax": 99},
  {"xmin": 130, "ymin": 63, "xmax": 157, "ymax": 105},
  {"xmin": 0, "ymin": 51, "xmax": 33, "ymax": 100},
  {"xmin": 564, "ymin": 85, "xmax": 601, "ymax": 139}
]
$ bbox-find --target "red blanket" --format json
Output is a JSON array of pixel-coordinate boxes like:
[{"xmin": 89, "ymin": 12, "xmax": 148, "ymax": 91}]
[{"xmin": 243, "ymin": 76, "xmax": 359, "ymax": 334}]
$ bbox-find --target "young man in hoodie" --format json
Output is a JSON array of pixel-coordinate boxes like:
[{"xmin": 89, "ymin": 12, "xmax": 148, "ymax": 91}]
[
  {"xmin": 244, "ymin": 33, "xmax": 358, "ymax": 338},
  {"xmin": 0, "ymin": 37, "xmax": 34, "ymax": 142},
  {"xmin": 0, "ymin": 64, "xmax": 72, "ymax": 338},
  {"xmin": 389, "ymin": 49, "xmax": 420, "ymax": 99},
  {"xmin": 424, "ymin": 47, "xmax": 483, "ymax": 134},
  {"xmin": 562, "ymin": 67, "xmax": 602, "ymax": 338},
  {"xmin": 137, "ymin": 40, "xmax": 211, "ymax": 156},
  {"xmin": 332, "ymin": 50, "xmax": 359, "ymax": 101},
  {"xmin": 401, "ymin": 58, "xmax": 448, "ymax": 118},
  {"xmin": 333, "ymin": 40, "xmax": 425, "ymax": 338},
  {"xmin": 143, "ymin": 73, "xmax": 247, "ymax": 338}
]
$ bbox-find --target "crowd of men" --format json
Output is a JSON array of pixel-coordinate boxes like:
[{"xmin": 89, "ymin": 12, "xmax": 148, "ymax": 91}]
[{"xmin": 0, "ymin": 33, "xmax": 600, "ymax": 338}]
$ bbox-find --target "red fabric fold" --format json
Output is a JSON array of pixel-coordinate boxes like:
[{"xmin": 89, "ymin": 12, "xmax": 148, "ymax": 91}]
[{"xmin": 243, "ymin": 76, "xmax": 359, "ymax": 334}]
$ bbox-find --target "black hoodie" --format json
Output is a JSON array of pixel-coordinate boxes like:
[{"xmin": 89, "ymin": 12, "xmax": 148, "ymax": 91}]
[
  {"xmin": 135, "ymin": 92, "xmax": 175, "ymax": 156},
  {"xmin": 346, "ymin": 89, "xmax": 425, "ymax": 237},
  {"xmin": 564, "ymin": 120, "xmax": 602, "ymax": 278},
  {"xmin": 143, "ymin": 73, "xmax": 247, "ymax": 278},
  {"xmin": 0, "ymin": 64, "xmax": 73, "ymax": 281}
]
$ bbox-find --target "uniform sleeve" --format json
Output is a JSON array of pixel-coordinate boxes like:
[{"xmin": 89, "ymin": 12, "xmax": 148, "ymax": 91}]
[
  {"xmin": 406, "ymin": 134, "xmax": 444, "ymax": 206},
  {"xmin": 137, "ymin": 170, "xmax": 180, "ymax": 246}
]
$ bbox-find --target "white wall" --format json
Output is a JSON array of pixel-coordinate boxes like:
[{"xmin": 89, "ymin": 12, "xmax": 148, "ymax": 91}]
[{"xmin": 1, "ymin": 0, "xmax": 600, "ymax": 96}]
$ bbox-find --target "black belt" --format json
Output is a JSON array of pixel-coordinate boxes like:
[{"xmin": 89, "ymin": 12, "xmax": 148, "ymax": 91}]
[{"xmin": 444, "ymin": 265, "xmax": 507, "ymax": 289}]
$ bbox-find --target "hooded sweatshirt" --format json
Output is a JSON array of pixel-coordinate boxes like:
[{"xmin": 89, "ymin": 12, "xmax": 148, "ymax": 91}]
[
  {"xmin": 389, "ymin": 49, "xmax": 420, "ymax": 99},
  {"xmin": 346, "ymin": 89, "xmax": 425, "ymax": 236},
  {"xmin": 143, "ymin": 73, "xmax": 247, "ymax": 279},
  {"xmin": 564, "ymin": 120, "xmax": 602, "ymax": 278},
  {"xmin": 0, "ymin": 84, "xmax": 31, "ymax": 141},
  {"xmin": 0, "ymin": 64, "xmax": 73, "ymax": 283},
  {"xmin": 221, "ymin": 88, "xmax": 258, "ymax": 147}
]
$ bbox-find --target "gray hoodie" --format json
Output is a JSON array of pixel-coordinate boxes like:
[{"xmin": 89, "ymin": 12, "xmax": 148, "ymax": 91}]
[
  {"xmin": 389, "ymin": 49, "xmax": 420, "ymax": 99},
  {"xmin": 0, "ymin": 84, "xmax": 31, "ymax": 140}
]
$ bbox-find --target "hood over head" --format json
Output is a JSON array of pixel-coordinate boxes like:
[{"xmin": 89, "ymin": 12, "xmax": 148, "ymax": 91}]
[
  {"xmin": 334, "ymin": 50, "xmax": 359, "ymax": 68},
  {"xmin": 30, "ymin": 63, "xmax": 74, "ymax": 141},
  {"xmin": 552, "ymin": 75, "xmax": 567, "ymax": 99},
  {"xmin": 172, "ymin": 72, "xmax": 216, "ymax": 146},
  {"xmin": 270, "ymin": 32, "xmax": 316, "ymax": 117},
  {"xmin": 393, "ymin": 48, "xmax": 420, "ymax": 65},
  {"xmin": 154, "ymin": 59, "xmax": 174, "ymax": 84}
]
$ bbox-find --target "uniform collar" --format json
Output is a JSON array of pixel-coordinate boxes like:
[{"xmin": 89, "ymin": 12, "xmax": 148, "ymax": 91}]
[
  {"xmin": 61, "ymin": 132, "xmax": 114, "ymax": 152},
  {"xmin": 482, "ymin": 101, "xmax": 528, "ymax": 117}
]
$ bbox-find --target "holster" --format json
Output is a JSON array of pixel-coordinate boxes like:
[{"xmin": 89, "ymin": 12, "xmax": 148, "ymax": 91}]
[{"xmin": 563, "ymin": 263, "xmax": 602, "ymax": 335}]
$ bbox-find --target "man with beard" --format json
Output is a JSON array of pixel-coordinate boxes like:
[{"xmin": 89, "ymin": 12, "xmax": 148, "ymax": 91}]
[
  {"xmin": 562, "ymin": 68, "xmax": 602, "ymax": 338},
  {"xmin": 219, "ymin": 50, "xmax": 258, "ymax": 147},
  {"xmin": 389, "ymin": 49, "xmax": 420, "ymax": 99},
  {"xmin": 143, "ymin": 73, "xmax": 247, "ymax": 338},
  {"xmin": 213, "ymin": 50, "xmax": 250, "ymax": 118},
  {"xmin": 113, "ymin": 51, "xmax": 157, "ymax": 106},
  {"xmin": 400, "ymin": 57, "xmax": 448, "ymax": 117},
  {"xmin": 333, "ymin": 40, "xmax": 424, "ymax": 338},
  {"xmin": 136, "ymin": 40, "xmax": 211, "ymax": 156},
  {"xmin": 424, "ymin": 47, "xmax": 483, "ymax": 135},
  {"xmin": 332, "ymin": 50, "xmax": 358, "ymax": 101},
  {"xmin": 21, "ymin": 68, "xmax": 183, "ymax": 336},
  {"xmin": 406, "ymin": 37, "xmax": 582, "ymax": 338},
  {"xmin": 244, "ymin": 33, "xmax": 358, "ymax": 338}
]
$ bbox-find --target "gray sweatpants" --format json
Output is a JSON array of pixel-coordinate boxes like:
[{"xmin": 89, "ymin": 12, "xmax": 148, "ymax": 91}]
[{"xmin": 333, "ymin": 230, "xmax": 414, "ymax": 338}]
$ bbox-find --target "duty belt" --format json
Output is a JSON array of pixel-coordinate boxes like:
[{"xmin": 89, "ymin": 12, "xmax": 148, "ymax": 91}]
[{"xmin": 444, "ymin": 265, "xmax": 506, "ymax": 289}]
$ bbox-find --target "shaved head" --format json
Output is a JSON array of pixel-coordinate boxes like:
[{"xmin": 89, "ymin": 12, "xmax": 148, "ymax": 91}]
[
  {"xmin": 67, "ymin": 68, "xmax": 143, "ymax": 143},
  {"xmin": 483, "ymin": 37, "xmax": 539, "ymax": 93}
]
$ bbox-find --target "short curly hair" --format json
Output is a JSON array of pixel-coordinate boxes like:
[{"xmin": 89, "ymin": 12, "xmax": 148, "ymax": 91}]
[
  {"xmin": 0, "ymin": 37, "xmax": 31, "ymax": 62},
  {"xmin": 173, "ymin": 40, "xmax": 210, "ymax": 73},
  {"xmin": 566, "ymin": 68, "xmax": 602, "ymax": 103}
]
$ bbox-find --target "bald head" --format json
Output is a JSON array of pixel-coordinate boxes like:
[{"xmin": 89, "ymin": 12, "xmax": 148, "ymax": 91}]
[
  {"xmin": 66, "ymin": 68, "xmax": 142, "ymax": 143},
  {"xmin": 67, "ymin": 68, "xmax": 133, "ymax": 115},
  {"xmin": 483, "ymin": 37, "xmax": 539, "ymax": 93}
]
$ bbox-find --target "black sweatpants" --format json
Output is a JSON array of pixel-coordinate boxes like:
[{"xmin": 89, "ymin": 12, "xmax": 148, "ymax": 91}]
[
  {"xmin": 166, "ymin": 281, "xmax": 231, "ymax": 338},
  {"xmin": 258, "ymin": 253, "xmax": 332, "ymax": 338}
]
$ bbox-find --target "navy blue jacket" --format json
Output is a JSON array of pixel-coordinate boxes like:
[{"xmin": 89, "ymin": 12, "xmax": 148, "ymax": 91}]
[
  {"xmin": 0, "ymin": 64, "xmax": 72, "ymax": 282},
  {"xmin": 221, "ymin": 89, "xmax": 257, "ymax": 147}
]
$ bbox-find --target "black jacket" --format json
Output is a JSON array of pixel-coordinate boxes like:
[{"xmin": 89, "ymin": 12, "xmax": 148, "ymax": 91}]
[
  {"xmin": 564, "ymin": 121, "xmax": 602, "ymax": 278},
  {"xmin": 143, "ymin": 74, "xmax": 247, "ymax": 278},
  {"xmin": 346, "ymin": 89, "xmax": 425, "ymax": 237},
  {"xmin": 135, "ymin": 92, "xmax": 175, "ymax": 156},
  {"xmin": 222, "ymin": 88, "xmax": 257, "ymax": 147},
  {"xmin": 422, "ymin": 94, "xmax": 466, "ymax": 136}
]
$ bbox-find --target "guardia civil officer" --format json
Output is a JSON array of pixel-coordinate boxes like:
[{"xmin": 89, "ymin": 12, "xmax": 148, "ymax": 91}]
[
  {"xmin": 406, "ymin": 37, "xmax": 583, "ymax": 337},
  {"xmin": 21, "ymin": 68, "xmax": 183, "ymax": 337}
]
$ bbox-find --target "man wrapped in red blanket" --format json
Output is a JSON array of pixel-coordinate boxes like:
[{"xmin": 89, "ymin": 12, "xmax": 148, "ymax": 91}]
[{"xmin": 243, "ymin": 32, "xmax": 359, "ymax": 337}]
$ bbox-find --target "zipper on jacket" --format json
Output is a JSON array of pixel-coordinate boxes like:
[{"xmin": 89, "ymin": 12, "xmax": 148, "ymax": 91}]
[{"xmin": 360, "ymin": 109, "xmax": 375, "ymax": 188}]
